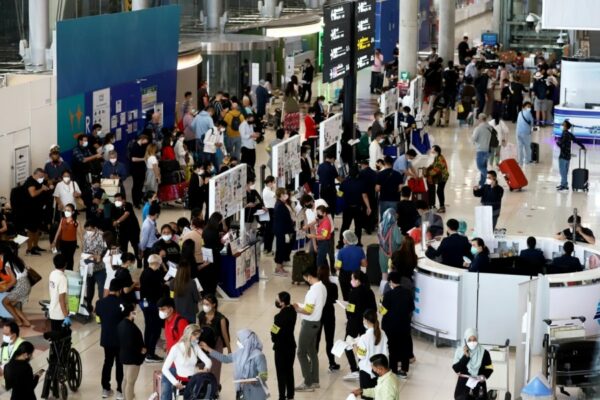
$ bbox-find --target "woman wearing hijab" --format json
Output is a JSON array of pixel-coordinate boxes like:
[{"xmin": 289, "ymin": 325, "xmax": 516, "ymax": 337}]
[
  {"xmin": 377, "ymin": 208, "xmax": 403, "ymax": 291},
  {"xmin": 452, "ymin": 328, "xmax": 494, "ymax": 400},
  {"xmin": 201, "ymin": 329, "xmax": 268, "ymax": 400}
]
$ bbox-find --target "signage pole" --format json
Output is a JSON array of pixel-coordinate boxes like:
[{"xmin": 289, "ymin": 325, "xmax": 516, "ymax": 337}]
[{"xmin": 343, "ymin": 6, "xmax": 357, "ymax": 166}]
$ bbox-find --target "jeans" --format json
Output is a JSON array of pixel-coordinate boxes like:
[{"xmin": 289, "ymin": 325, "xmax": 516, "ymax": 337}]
[
  {"xmin": 559, "ymin": 157, "xmax": 570, "ymax": 187},
  {"xmin": 102, "ymin": 346, "xmax": 123, "ymax": 392},
  {"xmin": 316, "ymin": 240, "xmax": 330, "ymax": 269},
  {"xmin": 517, "ymin": 134, "xmax": 532, "ymax": 165},
  {"xmin": 142, "ymin": 303, "xmax": 161, "ymax": 357},
  {"xmin": 475, "ymin": 151, "xmax": 489, "ymax": 187},
  {"xmin": 379, "ymin": 200, "xmax": 398, "ymax": 220},
  {"xmin": 297, "ymin": 320, "xmax": 321, "ymax": 386},
  {"xmin": 226, "ymin": 136, "xmax": 242, "ymax": 160},
  {"xmin": 86, "ymin": 269, "xmax": 107, "ymax": 307},
  {"xmin": 161, "ymin": 366, "xmax": 176, "ymax": 400}
]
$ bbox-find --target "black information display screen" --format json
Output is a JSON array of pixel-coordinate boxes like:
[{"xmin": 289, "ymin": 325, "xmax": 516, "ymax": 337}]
[
  {"xmin": 322, "ymin": 2, "xmax": 353, "ymax": 83},
  {"xmin": 354, "ymin": 0, "xmax": 376, "ymax": 71}
]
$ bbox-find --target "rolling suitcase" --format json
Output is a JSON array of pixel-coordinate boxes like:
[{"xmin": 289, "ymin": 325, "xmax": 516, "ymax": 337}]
[
  {"xmin": 407, "ymin": 175, "xmax": 427, "ymax": 202},
  {"xmin": 530, "ymin": 142, "xmax": 539, "ymax": 163},
  {"xmin": 366, "ymin": 244, "xmax": 382, "ymax": 285},
  {"xmin": 499, "ymin": 158, "xmax": 528, "ymax": 191},
  {"xmin": 292, "ymin": 250, "xmax": 313, "ymax": 284},
  {"xmin": 572, "ymin": 148, "xmax": 589, "ymax": 192}
]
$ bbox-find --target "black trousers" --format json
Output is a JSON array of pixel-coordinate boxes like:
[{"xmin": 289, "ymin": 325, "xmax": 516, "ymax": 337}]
[
  {"xmin": 142, "ymin": 303, "xmax": 161, "ymax": 357},
  {"xmin": 300, "ymin": 83, "xmax": 312, "ymax": 103},
  {"xmin": 338, "ymin": 205, "xmax": 363, "ymax": 246},
  {"xmin": 359, "ymin": 370, "xmax": 378, "ymax": 400},
  {"xmin": 362, "ymin": 193, "xmax": 377, "ymax": 233},
  {"xmin": 427, "ymin": 180, "xmax": 446, "ymax": 209},
  {"xmin": 339, "ymin": 269, "xmax": 352, "ymax": 301},
  {"xmin": 131, "ymin": 168, "xmax": 145, "ymax": 207},
  {"xmin": 118, "ymin": 230, "xmax": 142, "ymax": 268},
  {"xmin": 263, "ymin": 209, "xmax": 275, "ymax": 252},
  {"xmin": 346, "ymin": 349, "xmax": 358, "ymax": 372},
  {"xmin": 388, "ymin": 330, "xmax": 412, "ymax": 373},
  {"xmin": 59, "ymin": 240, "xmax": 77, "ymax": 271},
  {"xmin": 102, "ymin": 346, "xmax": 123, "ymax": 392},
  {"xmin": 274, "ymin": 346, "xmax": 295, "ymax": 400},
  {"xmin": 316, "ymin": 308, "xmax": 336, "ymax": 366},
  {"xmin": 241, "ymin": 147, "xmax": 256, "ymax": 171}
]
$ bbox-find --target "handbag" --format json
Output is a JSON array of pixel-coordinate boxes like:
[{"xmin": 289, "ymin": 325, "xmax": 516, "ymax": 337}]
[
  {"xmin": 72, "ymin": 182, "xmax": 86, "ymax": 210},
  {"xmin": 26, "ymin": 266, "xmax": 42, "ymax": 286}
]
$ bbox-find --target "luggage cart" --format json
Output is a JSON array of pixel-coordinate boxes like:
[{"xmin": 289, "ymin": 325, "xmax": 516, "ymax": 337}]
[{"xmin": 483, "ymin": 339, "xmax": 512, "ymax": 400}]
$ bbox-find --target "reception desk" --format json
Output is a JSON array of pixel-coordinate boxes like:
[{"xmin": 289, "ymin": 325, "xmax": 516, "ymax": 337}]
[
  {"xmin": 553, "ymin": 106, "xmax": 600, "ymax": 139},
  {"xmin": 413, "ymin": 236, "xmax": 600, "ymax": 350}
]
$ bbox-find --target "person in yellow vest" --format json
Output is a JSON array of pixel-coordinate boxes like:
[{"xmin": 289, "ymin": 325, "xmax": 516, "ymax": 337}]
[{"xmin": 0, "ymin": 322, "xmax": 24, "ymax": 372}]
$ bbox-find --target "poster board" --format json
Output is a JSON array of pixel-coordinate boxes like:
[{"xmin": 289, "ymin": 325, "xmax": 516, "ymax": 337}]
[
  {"xmin": 379, "ymin": 87, "xmax": 398, "ymax": 117},
  {"xmin": 318, "ymin": 113, "xmax": 344, "ymax": 163},
  {"xmin": 272, "ymin": 135, "xmax": 302, "ymax": 186},
  {"xmin": 208, "ymin": 164, "xmax": 248, "ymax": 219},
  {"xmin": 14, "ymin": 146, "xmax": 30, "ymax": 186}
]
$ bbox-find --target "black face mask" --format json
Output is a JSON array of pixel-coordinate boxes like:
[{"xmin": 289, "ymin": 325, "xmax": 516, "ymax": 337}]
[{"xmin": 372, "ymin": 369, "xmax": 379, "ymax": 377}]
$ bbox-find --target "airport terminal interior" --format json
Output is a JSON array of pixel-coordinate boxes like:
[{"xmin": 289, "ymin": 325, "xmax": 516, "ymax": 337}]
[{"xmin": 0, "ymin": 0, "xmax": 599, "ymax": 399}]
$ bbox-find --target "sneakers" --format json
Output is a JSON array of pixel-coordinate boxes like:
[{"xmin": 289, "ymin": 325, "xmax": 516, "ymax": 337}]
[
  {"xmin": 32, "ymin": 246, "xmax": 47, "ymax": 252},
  {"xmin": 343, "ymin": 371, "xmax": 360, "ymax": 381},
  {"xmin": 115, "ymin": 391, "xmax": 124, "ymax": 400},
  {"xmin": 437, "ymin": 207, "xmax": 446, "ymax": 213},
  {"xmin": 556, "ymin": 185, "xmax": 568, "ymax": 192},
  {"xmin": 328, "ymin": 363, "xmax": 341, "ymax": 372},
  {"xmin": 145, "ymin": 354, "xmax": 164, "ymax": 363},
  {"xmin": 397, "ymin": 371, "xmax": 408, "ymax": 379},
  {"xmin": 273, "ymin": 270, "xmax": 289, "ymax": 277},
  {"xmin": 295, "ymin": 382, "xmax": 315, "ymax": 392},
  {"xmin": 26, "ymin": 249, "xmax": 41, "ymax": 256},
  {"xmin": 102, "ymin": 389, "xmax": 114, "ymax": 398}
]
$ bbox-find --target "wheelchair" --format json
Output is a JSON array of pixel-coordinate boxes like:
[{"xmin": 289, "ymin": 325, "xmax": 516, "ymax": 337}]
[{"xmin": 40, "ymin": 327, "xmax": 82, "ymax": 400}]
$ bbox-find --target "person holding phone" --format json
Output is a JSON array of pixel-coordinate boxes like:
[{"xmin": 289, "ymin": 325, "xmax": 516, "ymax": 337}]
[
  {"xmin": 452, "ymin": 328, "xmax": 493, "ymax": 400},
  {"xmin": 4, "ymin": 341, "xmax": 43, "ymax": 400}
]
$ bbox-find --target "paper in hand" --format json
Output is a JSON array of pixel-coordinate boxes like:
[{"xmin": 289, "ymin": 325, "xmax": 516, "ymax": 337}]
[
  {"xmin": 466, "ymin": 376, "xmax": 479, "ymax": 389},
  {"xmin": 201, "ymin": 247, "xmax": 214, "ymax": 263},
  {"xmin": 346, "ymin": 394, "xmax": 358, "ymax": 400},
  {"xmin": 331, "ymin": 340, "xmax": 348, "ymax": 358}
]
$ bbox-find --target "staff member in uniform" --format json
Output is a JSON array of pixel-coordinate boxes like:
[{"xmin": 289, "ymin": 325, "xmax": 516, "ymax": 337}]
[
  {"xmin": 0, "ymin": 322, "xmax": 23, "ymax": 368},
  {"xmin": 381, "ymin": 271, "xmax": 414, "ymax": 379},
  {"xmin": 272, "ymin": 291, "xmax": 297, "ymax": 400},
  {"xmin": 452, "ymin": 328, "xmax": 494, "ymax": 399},
  {"xmin": 343, "ymin": 271, "xmax": 377, "ymax": 381},
  {"xmin": 306, "ymin": 206, "xmax": 332, "ymax": 270},
  {"xmin": 293, "ymin": 267, "xmax": 327, "ymax": 392},
  {"xmin": 355, "ymin": 310, "xmax": 388, "ymax": 400},
  {"xmin": 337, "ymin": 165, "xmax": 368, "ymax": 249},
  {"xmin": 335, "ymin": 230, "xmax": 367, "ymax": 301},
  {"xmin": 316, "ymin": 266, "xmax": 340, "ymax": 372},
  {"xmin": 111, "ymin": 192, "xmax": 141, "ymax": 268},
  {"xmin": 317, "ymin": 153, "xmax": 339, "ymax": 218}
]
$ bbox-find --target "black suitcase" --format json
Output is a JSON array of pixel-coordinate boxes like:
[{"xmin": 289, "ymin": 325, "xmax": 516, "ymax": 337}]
[
  {"xmin": 572, "ymin": 148, "xmax": 589, "ymax": 192},
  {"xmin": 366, "ymin": 244, "xmax": 381, "ymax": 285},
  {"xmin": 554, "ymin": 340, "xmax": 600, "ymax": 387},
  {"xmin": 530, "ymin": 142, "xmax": 539, "ymax": 163},
  {"xmin": 292, "ymin": 250, "xmax": 313, "ymax": 284}
]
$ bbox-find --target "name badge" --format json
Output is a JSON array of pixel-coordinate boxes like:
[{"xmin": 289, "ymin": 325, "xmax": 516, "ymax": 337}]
[{"xmin": 346, "ymin": 303, "xmax": 356, "ymax": 313}]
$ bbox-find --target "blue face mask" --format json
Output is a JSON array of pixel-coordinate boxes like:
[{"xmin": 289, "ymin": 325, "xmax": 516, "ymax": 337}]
[{"xmin": 470, "ymin": 246, "xmax": 478, "ymax": 256}]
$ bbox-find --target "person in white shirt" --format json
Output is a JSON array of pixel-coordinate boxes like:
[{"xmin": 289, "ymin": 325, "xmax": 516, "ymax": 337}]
[
  {"xmin": 262, "ymin": 176, "xmax": 277, "ymax": 255},
  {"xmin": 162, "ymin": 324, "xmax": 212, "ymax": 394},
  {"xmin": 53, "ymin": 170, "xmax": 82, "ymax": 211},
  {"xmin": 369, "ymin": 132, "xmax": 385, "ymax": 171},
  {"xmin": 174, "ymin": 132, "xmax": 187, "ymax": 167},
  {"xmin": 355, "ymin": 309, "xmax": 389, "ymax": 397},
  {"xmin": 48, "ymin": 254, "xmax": 69, "ymax": 332},
  {"xmin": 488, "ymin": 111, "xmax": 509, "ymax": 167},
  {"xmin": 239, "ymin": 115, "xmax": 259, "ymax": 170},
  {"xmin": 202, "ymin": 122, "xmax": 227, "ymax": 169},
  {"xmin": 293, "ymin": 267, "xmax": 327, "ymax": 392},
  {"xmin": 102, "ymin": 238, "xmax": 122, "ymax": 298}
]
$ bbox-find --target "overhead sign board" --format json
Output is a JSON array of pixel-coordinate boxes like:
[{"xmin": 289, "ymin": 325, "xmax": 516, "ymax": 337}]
[
  {"xmin": 322, "ymin": 2, "xmax": 353, "ymax": 83},
  {"xmin": 354, "ymin": 0, "xmax": 376, "ymax": 71}
]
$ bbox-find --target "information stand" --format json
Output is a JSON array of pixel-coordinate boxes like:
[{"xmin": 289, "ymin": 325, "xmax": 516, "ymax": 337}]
[
  {"xmin": 379, "ymin": 87, "xmax": 399, "ymax": 137},
  {"xmin": 271, "ymin": 134, "xmax": 302, "ymax": 187},
  {"xmin": 318, "ymin": 113, "xmax": 344, "ymax": 163}
]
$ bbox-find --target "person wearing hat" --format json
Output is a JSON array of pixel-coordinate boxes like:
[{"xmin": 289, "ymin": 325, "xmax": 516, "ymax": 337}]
[
  {"xmin": 532, "ymin": 71, "xmax": 549, "ymax": 126},
  {"xmin": 139, "ymin": 254, "xmax": 168, "ymax": 363},
  {"xmin": 471, "ymin": 113, "xmax": 492, "ymax": 187},
  {"xmin": 44, "ymin": 146, "xmax": 71, "ymax": 186},
  {"xmin": 335, "ymin": 230, "xmax": 367, "ymax": 301},
  {"xmin": 95, "ymin": 279, "xmax": 125, "ymax": 398}
]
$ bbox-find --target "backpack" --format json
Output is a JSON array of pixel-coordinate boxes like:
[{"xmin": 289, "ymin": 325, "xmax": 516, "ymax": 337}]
[
  {"xmin": 489, "ymin": 126, "xmax": 499, "ymax": 150},
  {"xmin": 230, "ymin": 114, "xmax": 242, "ymax": 131},
  {"xmin": 184, "ymin": 372, "xmax": 219, "ymax": 400}
]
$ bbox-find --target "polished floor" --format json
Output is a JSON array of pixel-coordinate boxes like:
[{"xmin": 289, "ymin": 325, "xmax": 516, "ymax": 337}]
[{"xmin": 3, "ymin": 93, "xmax": 598, "ymax": 400}]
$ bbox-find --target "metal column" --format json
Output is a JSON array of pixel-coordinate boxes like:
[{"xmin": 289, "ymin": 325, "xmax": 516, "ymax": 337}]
[
  {"xmin": 28, "ymin": 0, "xmax": 49, "ymax": 67},
  {"xmin": 438, "ymin": 0, "xmax": 456, "ymax": 64},
  {"xmin": 206, "ymin": 0, "xmax": 224, "ymax": 30},
  {"xmin": 398, "ymin": 0, "xmax": 419, "ymax": 78}
]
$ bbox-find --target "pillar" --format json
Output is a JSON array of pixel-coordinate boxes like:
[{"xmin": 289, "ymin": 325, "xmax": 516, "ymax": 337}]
[
  {"xmin": 132, "ymin": 0, "xmax": 151, "ymax": 10},
  {"xmin": 259, "ymin": 0, "xmax": 282, "ymax": 18},
  {"xmin": 304, "ymin": 0, "xmax": 324, "ymax": 9},
  {"xmin": 206, "ymin": 0, "xmax": 224, "ymax": 30},
  {"xmin": 438, "ymin": 0, "xmax": 455, "ymax": 64},
  {"xmin": 492, "ymin": 0, "xmax": 502, "ymax": 33},
  {"xmin": 29, "ymin": 0, "xmax": 49, "ymax": 67},
  {"xmin": 398, "ymin": 0, "xmax": 419, "ymax": 78}
]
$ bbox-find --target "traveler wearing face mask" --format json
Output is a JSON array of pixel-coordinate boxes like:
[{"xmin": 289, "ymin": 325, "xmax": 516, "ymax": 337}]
[
  {"xmin": 354, "ymin": 310, "xmax": 388, "ymax": 399},
  {"xmin": 158, "ymin": 296, "xmax": 189, "ymax": 356},
  {"xmin": 139, "ymin": 254, "xmax": 168, "ymax": 363},
  {"xmin": 129, "ymin": 134, "xmax": 150, "ymax": 208},
  {"xmin": 262, "ymin": 176, "xmax": 277, "ymax": 255},
  {"xmin": 72, "ymin": 133, "xmax": 103, "ymax": 200},
  {"xmin": 343, "ymin": 271, "xmax": 376, "ymax": 382},
  {"xmin": 515, "ymin": 101, "xmax": 535, "ymax": 166},
  {"xmin": 306, "ymin": 206, "xmax": 333, "ymax": 270},
  {"xmin": 271, "ymin": 291, "xmax": 297, "ymax": 400},
  {"xmin": 95, "ymin": 279, "xmax": 125, "ymax": 399},
  {"xmin": 370, "ymin": 112, "xmax": 385, "ymax": 140},
  {"xmin": 117, "ymin": 302, "xmax": 146, "ymax": 400},
  {"xmin": 197, "ymin": 293, "xmax": 231, "ymax": 383},
  {"xmin": 101, "ymin": 150, "xmax": 127, "ymax": 193},
  {"xmin": 51, "ymin": 203, "xmax": 79, "ymax": 271},
  {"xmin": 113, "ymin": 252, "xmax": 138, "ymax": 305},
  {"xmin": 351, "ymin": 353, "xmax": 399, "ymax": 400},
  {"xmin": 473, "ymin": 171, "xmax": 504, "ymax": 229},
  {"xmin": 244, "ymin": 178, "xmax": 265, "ymax": 224},
  {"xmin": 0, "ymin": 322, "xmax": 23, "ymax": 370},
  {"xmin": 52, "ymin": 171, "xmax": 82, "ymax": 212},
  {"xmin": 452, "ymin": 328, "xmax": 494, "ymax": 399},
  {"xmin": 111, "ymin": 192, "xmax": 142, "ymax": 268},
  {"xmin": 82, "ymin": 220, "xmax": 107, "ymax": 305},
  {"xmin": 3, "ymin": 341, "xmax": 42, "ymax": 400},
  {"xmin": 464, "ymin": 238, "xmax": 490, "ymax": 273},
  {"xmin": 273, "ymin": 188, "xmax": 294, "ymax": 276},
  {"xmin": 44, "ymin": 147, "xmax": 71, "ymax": 185},
  {"xmin": 151, "ymin": 224, "xmax": 181, "ymax": 266},
  {"xmin": 162, "ymin": 324, "xmax": 212, "ymax": 400},
  {"xmin": 369, "ymin": 131, "xmax": 385, "ymax": 171}
]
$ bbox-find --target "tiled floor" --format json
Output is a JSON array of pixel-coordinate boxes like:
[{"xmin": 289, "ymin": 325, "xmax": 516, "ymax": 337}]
[{"xmin": 5, "ymin": 95, "xmax": 598, "ymax": 399}]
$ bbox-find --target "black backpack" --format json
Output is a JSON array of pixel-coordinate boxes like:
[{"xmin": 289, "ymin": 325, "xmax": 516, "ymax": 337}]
[
  {"xmin": 184, "ymin": 372, "xmax": 219, "ymax": 399},
  {"xmin": 230, "ymin": 114, "xmax": 242, "ymax": 131},
  {"xmin": 489, "ymin": 126, "xmax": 499, "ymax": 150}
]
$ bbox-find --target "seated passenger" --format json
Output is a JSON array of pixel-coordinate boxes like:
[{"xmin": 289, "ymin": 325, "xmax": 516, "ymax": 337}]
[
  {"xmin": 426, "ymin": 219, "xmax": 471, "ymax": 268},
  {"xmin": 555, "ymin": 215, "xmax": 596, "ymax": 245},
  {"xmin": 518, "ymin": 236, "xmax": 546, "ymax": 274},
  {"xmin": 465, "ymin": 237, "xmax": 489, "ymax": 272},
  {"xmin": 415, "ymin": 200, "xmax": 444, "ymax": 238},
  {"xmin": 550, "ymin": 241, "xmax": 584, "ymax": 274}
]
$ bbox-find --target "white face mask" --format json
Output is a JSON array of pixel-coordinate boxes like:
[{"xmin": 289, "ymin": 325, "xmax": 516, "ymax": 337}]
[
  {"xmin": 63, "ymin": 176, "xmax": 71, "ymax": 183},
  {"xmin": 36, "ymin": 177, "xmax": 44, "ymax": 184},
  {"xmin": 378, "ymin": 118, "xmax": 384, "ymax": 124},
  {"xmin": 249, "ymin": 184, "xmax": 256, "ymax": 190},
  {"xmin": 202, "ymin": 305, "xmax": 212, "ymax": 313},
  {"xmin": 109, "ymin": 158, "xmax": 117, "ymax": 164},
  {"xmin": 64, "ymin": 211, "xmax": 73, "ymax": 218},
  {"xmin": 158, "ymin": 310, "xmax": 169, "ymax": 320},
  {"xmin": 82, "ymin": 141, "xmax": 88, "ymax": 148},
  {"xmin": 2, "ymin": 335, "xmax": 11, "ymax": 344},
  {"xmin": 161, "ymin": 234, "xmax": 172, "ymax": 242},
  {"xmin": 486, "ymin": 178, "xmax": 493, "ymax": 185},
  {"xmin": 236, "ymin": 339, "xmax": 244, "ymax": 349},
  {"xmin": 467, "ymin": 341, "xmax": 478, "ymax": 350},
  {"xmin": 363, "ymin": 322, "xmax": 370, "ymax": 330},
  {"xmin": 114, "ymin": 201, "xmax": 123, "ymax": 208},
  {"xmin": 97, "ymin": 130, "xmax": 103, "ymax": 136}
]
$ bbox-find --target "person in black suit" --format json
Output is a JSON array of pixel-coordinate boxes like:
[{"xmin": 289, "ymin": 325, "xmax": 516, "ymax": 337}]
[
  {"xmin": 300, "ymin": 59, "xmax": 315, "ymax": 103},
  {"xmin": 381, "ymin": 271, "xmax": 414, "ymax": 378},
  {"xmin": 272, "ymin": 291, "xmax": 297, "ymax": 400},
  {"xmin": 550, "ymin": 241, "xmax": 583, "ymax": 273},
  {"xmin": 299, "ymin": 146, "xmax": 314, "ymax": 188},
  {"xmin": 312, "ymin": 96, "xmax": 326, "ymax": 124},
  {"xmin": 426, "ymin": 219, "xmax": 471, "ymax": 268},
  {"xmin": 273, "ymin": 189, "xmax": 294, "ymax": 276},
  {"xmin": 518, "ymin": 236, "xmax": 546, "ymax": 274},
  {"xmin": 358, "ymin": 160, "xmax": 378, "ymax": 234},
  {"xmin": 396, "ymin": 187, "xmax": 420, "ymax": 235}
]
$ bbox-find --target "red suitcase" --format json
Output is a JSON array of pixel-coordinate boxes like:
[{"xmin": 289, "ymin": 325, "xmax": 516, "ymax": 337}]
[
  {"xmin": 158, "ymin": 181, "xmax": 188, "ymax": 202},
  {"xmin": 407, "ymin": 177, "xmax": 427, "ymax": 202},
  {"xmin": 499, "ymin": 158, "xmax": 528, "ymax": 191}
]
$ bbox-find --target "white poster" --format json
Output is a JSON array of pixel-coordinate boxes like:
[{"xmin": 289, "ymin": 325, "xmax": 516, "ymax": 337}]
[
  {"xmin": 92, "ymin": 88, "xmax": 111, "ymax": 133},
  {"xmin": 413, "ymin": 271, "xmax": 460, "ymax": 341},
  {"xmin": 14, "ymin": 146, "xmax": 30, "ymax": 186},
  {"xmin": 272, "ymin": 135, "xmax": 302, "ymax": 185},
  {"xmin": 209, "ymin": 164, "xmax": 248, "ymax": 218},
  {"xmin": 474, "ymin": 206, "xmax": 494, "ymax": 241},
  {"xmin": 318, "ymin": 113, "xmax": 344, "ymax": 163},
  {"xmin": 548, "ymin": 282, "xmax": 600, "ymax": 338},
  {"xmin": 380, "ymin": 88, "xmax": 399, "ymax": 117},
  {"xmin": 251, "ymin": 63, "xmax": 260, "ymax": 86},
  {"xmin": 542, "ymin": 0, "xmax": 600, "ymax": 30},
  {"xmin": 285, "ymin": 56, "xmax": 295, "ymax": 83}
]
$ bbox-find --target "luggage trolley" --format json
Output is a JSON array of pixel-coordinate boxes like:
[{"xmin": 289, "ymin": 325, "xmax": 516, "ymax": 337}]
[{"xmin": 482, "ymin": 339, "xmax": 512, "ymax": 400}]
